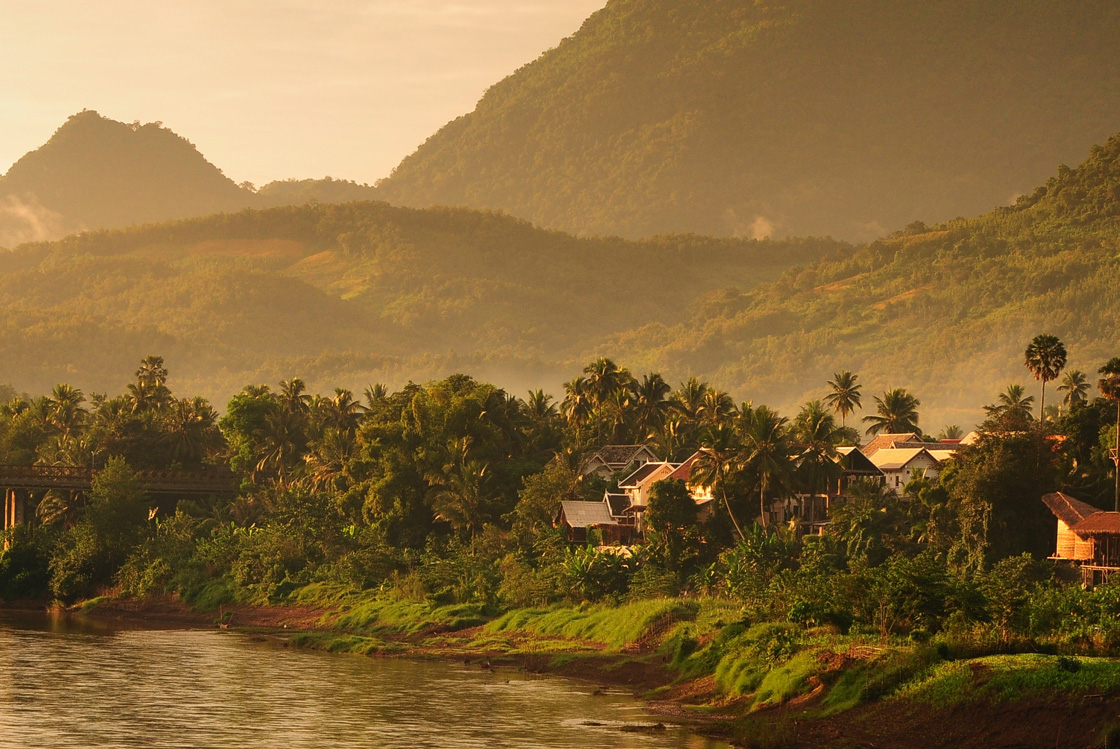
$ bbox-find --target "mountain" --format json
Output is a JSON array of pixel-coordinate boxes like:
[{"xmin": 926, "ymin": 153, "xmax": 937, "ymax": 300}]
[
  {"xmin": 374, "ymin": 0, "xmax": 1120, "ymax": 243},
  {"xmin": 0, "ymin": 201, "xmax": 843, "ymax": 400},
  {"xmin": 0, "ymin": 111, "xmax": 254, "ymax": 247},
  {"xmin": 607, "ymin": 135, "xmax": 1120, "ymax": 430},
  {"xmin": 0, "ymin": 112, "xmax": 386, "ymax": 249}
]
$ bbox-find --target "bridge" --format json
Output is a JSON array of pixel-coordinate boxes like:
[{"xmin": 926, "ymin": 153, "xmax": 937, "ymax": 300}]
[{"xmin": 2, "ymin": 464, "xmax": 238, "ymax": 537}]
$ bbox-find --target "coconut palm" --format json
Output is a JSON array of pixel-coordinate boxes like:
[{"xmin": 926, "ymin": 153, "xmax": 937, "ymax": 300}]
[
  {"xmin": 691, "ymin": 424, "xmax": 747, "ymax": 540},
  {"xmin": 1024, "ymin": 334, "xmax": 1068, "ymax": 421},
  {"xmin": 937, "ymin": 425, "xmax": 963, "ymax": 440},
  {"xmin": 631, "ymin": 373, "xmax": 672, "ymax": 440},
  {"xmin": 1099, "ymin": 357, "xmax": 1120, "ymax": 511},
  {"xmin": 741, "ymin": 406, "xmax": 795, "ymax": 529},
  {"xmin": 363, "ymin": 383, "xmax": 389, "ymax": 411},
  {"xmin": 47, "ymin": 384, "xmax": 87, "ymax": 440},
  {"xmin": 698, "ymin": 389, "xmax": 735, "ymax": 429},
  {"xmin": 302, "ymin": 427, "xmax": 356, "ymax": 494},
  {"xmin": 825, "ymin": 370, "xmax": 863, "ymax": 427},
  {"xmin": 164, "ymin": 397, "xmax": 222, "ymax": 466},
  {"xmin": 983, "ymin": 384, "xmax": 1035, "ymax": 426},
  {"xmin": 1057, "ymin": 370, "xmax": 1090, "ymax": 413},
  {"xmin": 792, "ymin": 401, "xmax": 841, "ymax": 495},
  {"xmin": 862, "ymin": 388, "xmax": 921, "ymax": 436},
  {"xmin": 279, "ymin": 377, "xmax": 312, "ymax": 416}
]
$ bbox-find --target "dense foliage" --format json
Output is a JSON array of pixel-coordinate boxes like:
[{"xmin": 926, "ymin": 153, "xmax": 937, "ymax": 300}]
[
  {"xmin": 0, "ymin": 200, "xmax": 842, "ymax": 399},
  {"xmin": 376, "ymin": 0, "xmax": 1120, "ymax": 241},
  {"xmin": 1, "ymin": 349, "xmax": 1118, "ymax": 663}
]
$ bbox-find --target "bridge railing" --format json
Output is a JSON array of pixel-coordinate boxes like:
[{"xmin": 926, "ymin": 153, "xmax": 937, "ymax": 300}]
[{"xmin": 0, "ymin": 464, "xmax": 238, "ymax": 493}]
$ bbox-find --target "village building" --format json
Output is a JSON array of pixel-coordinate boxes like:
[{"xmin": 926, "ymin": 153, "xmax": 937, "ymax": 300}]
[
  {"xmin": 555, "ymin": 499, "xmax": 638, "ymax": 546},
  {"xmin": 579, "ymin": 444, "xmax": 661, "ymax": 479},
  {"xmin": 1043, "ymin": 491, "xmax": 1120, "ymax": 585},
  {"xmin": 867, "ymin": 447, "xmax": 942, "ymax": 493}
]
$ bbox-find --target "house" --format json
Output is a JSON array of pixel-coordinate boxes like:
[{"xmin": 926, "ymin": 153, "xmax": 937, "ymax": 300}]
[
  {"xmin": 867, "ymin": 447, "xmax": 940, "ymax": 493},
  {"xmin": 670, "ymin": 453, "xmax": 716, "ymax": 521},
  {"xmin": 1042, "ymin": 491, "xmax": 1119, "ymax": 586},
  {"xmin": 618, "ymin": 461, "xmax": 680, "ymax": 509},
  {"xmin": 580, "ymin": 445, "xmax": 661, "ymax": 480},
  {"xmin": 555, "ymin": 500, "xmax": 636, "ymax": 546}
]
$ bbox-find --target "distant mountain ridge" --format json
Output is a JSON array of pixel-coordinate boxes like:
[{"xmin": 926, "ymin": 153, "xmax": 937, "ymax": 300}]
[
  {"xmin": 374, "ymin": 0, "xmax": 1120, "ymax": 242},
  {"xmin": 0, "ymin": 112, "xmax": 381, "ymax": 248}
]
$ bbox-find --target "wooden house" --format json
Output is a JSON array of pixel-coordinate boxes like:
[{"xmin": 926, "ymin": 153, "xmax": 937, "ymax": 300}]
[
  {"xmin": 556, "ymin": 500, "xmax": 636, "ymax": 545},
  {"xmin": 1042, "ymin": 491, "xmax": 1120, "ymax": 586}
]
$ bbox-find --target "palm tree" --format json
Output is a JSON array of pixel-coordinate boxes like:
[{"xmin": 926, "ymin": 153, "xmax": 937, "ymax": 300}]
[
  {"xmin": 128, "ymin": 355, "xmax": 172, "ymax": 413},
  {"xmin": 825, "ymin": 371, "xmax": 863, "ymax": 428},
  {"xmin": 983, "ymin": 384, "xmax": 1035, "ymax": 425},
  {"xmin": 303, "ymin": 427, "xmax": 356, "ymax": 494},
  {"xmin": 426, "ymin": 439, "xmax": 491, "ymax": 539},
  {"xmin": 561, "ymin": 376, "xmax": 592, "ymax": 433},
  {"xmin": 47, "ymin": 383, "xmax": 87, "ymax": 440},
  {"xmin": 937, "ymin": 425, "xmax": 963, "ymax": 440},
  {"xmin": 1024, "ymin": 333, "xmax": 1068, "ymax": 421},
  {"xmin": 741, "ymin": 406, "xmax": 795, "ymax": 529},
  {"xmin": 862, "ymin": 388, "xmax": 921, "ymax": 436},
  {"xmin": 165, "ymin": 397, "xmax": 222, "ymax": 466},
  {"xmin": 631, "ymin": 373, "xmax": 672, "ymax": 440},
  {"xmin": 1099, "ymin": 357, "xmax": 1120, "ymax": 511},
  {"xmin": 279, "ymin": 377, "xmax": 312, "ymax": 416},
  {"xmin": 691, "ymin": 424, "xmax": 747, "ymax": 540},
  {"xmin": 792, "ymin": 401, "xmax": 841, "ymax": 495},
  {"xmin": 698, "ymin": 389, "xmax": 735, "ymax": 429},
  {"xmin": 363, "ymin": 383, "xmax": 389, "ymax": 411},
  {"xmin": 1057, "ymin": 370, "xmax": 1090, "ymax": 413}
]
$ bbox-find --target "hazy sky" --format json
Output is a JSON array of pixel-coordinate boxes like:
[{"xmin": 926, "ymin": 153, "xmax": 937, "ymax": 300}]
[{"xmin": 0, "ymin": 1, "xmax": 606, "ymax": 186}]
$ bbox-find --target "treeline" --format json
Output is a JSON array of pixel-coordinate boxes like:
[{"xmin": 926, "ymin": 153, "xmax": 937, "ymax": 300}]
[{"xmin": 1, "ymin": 351, "xmax": 1119, "ymax": 653}]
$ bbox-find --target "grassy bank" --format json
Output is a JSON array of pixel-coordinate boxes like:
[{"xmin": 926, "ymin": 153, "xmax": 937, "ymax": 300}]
[{"xmin": 68, "ymin": 589, "xmax": 1120, "ymax": 748}]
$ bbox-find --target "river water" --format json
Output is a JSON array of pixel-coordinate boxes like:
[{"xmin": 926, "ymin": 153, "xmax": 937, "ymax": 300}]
[{"xmin": 0, "ymin": 612, "xmax": 728, "ymax": 749}]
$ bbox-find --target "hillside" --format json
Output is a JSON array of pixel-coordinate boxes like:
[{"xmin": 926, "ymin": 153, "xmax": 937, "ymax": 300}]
[
  {"xmin": 0, "ymin": 202, "xmax": 843, "ymax": 400},
  {"xmin": 375, "ymin": 0, "xmax": 1120, "ymax": 242},
  {"xmin": 0, "ymin": 111, "xmax": 254, "ymax": 246},
  {"xmin": 608, "ymin": 135, "xmax": 1120, "ymax": 429}
]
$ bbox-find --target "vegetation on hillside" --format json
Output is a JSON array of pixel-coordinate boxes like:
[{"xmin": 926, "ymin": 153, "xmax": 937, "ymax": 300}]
[
  {"xmin": 0, "ymin": 201, "xmax": 843, "ymax": 399},
  {"xmin": 376, "ymin": 0, "xmax": 1120, "ymax": 241}
]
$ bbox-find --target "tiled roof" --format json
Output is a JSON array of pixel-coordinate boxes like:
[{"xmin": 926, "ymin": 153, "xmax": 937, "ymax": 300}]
[
  {"xmin": 868, "ymin": 447, "xmax": 935, "ymax": 471},
  {"xmin": 560, "ymin": 501, "xmax": 616, "ymax": 528},
  {"xmin": 618, "ymin": 462, "xmax": 666, "ymax": 488},
  {"xmin": 1043, "ymin": 492, "xmax": 1104, "ymax": 528},
  {"xmin": 861, "ymin": 433, "xmax": 923, "ymax": 457},
  {"xmin": 668, "ymin": 453, "xmax": 700, "ymax": 483},
  {"xmin": 595, "ymin": 445, "xmax": 655, "ymax": 466},
  {"xmin": 605, "ymin": 493, "xmax": 631, "ymax": 517}
]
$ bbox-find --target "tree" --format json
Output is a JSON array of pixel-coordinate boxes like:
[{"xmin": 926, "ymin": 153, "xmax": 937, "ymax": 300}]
[
  {"xmin": 645, "ymin": 479, "xmax": 700, "ymax": 573},
  {"xmin": 1024, "ymin": 334, "xmax": 1067, "ymax": 421},
  {"xmin": 127, "ymin": 355, "xmax": 172, "ymax": 414},
  {"xmin": 825, "ymin": 370, "xmax": 862, "ymax": 427},
  {"xmin": 862, "ymin": 388, "xmax": 921, "ymax": 436},
  {"xmin": 1057, "ymin": 370, "xmax": 1091, "ymax": 413},
  {"xmin": 982, "ymin": 384, "xmax": 1035, "ymax": 431},
  {"xmin": 1099, "ymin": 357, "xmax": 1120, "ymax": 511},
  {"xmin": 792, "ymin": 401, "xmax": 841, "ymax": 495},
  {"xmin": 692, "ymin": 424, "xmax": 747, "ymax": 540},
  {"xmin": 631, "ymin": 373, "xmax": 672, "ymax": 440},
  {"xmin": 741, "ymin": 406, "xmax": 795, "ymax": 529}
]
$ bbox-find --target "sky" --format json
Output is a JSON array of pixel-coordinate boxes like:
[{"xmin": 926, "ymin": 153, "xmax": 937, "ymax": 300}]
[{"xmin": 0, "ymin": 1, "xmax": 606, "ymax": 186}]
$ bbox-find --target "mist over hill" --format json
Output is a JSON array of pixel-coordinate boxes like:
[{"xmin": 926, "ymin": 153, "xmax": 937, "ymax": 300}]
[
  {"xmin": 0, "ymin": 201, "xmax": 842, "ymax": 402},
  {"xmin": 375, "ymin": 0, "xmax": 1120, "ymax": 242},
  {"xmin": 606, "ymin": 135, "xmax": 1120, "ymax": 431}
]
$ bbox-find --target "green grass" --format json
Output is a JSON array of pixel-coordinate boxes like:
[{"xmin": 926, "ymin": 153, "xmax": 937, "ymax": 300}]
[
  {"xmin": 753, "ymin": 650, "xmax": 821, "ymax": 707},
  {"xmin": 286, "ymin": 631, "xmax": 400, "ymax": 655},
  {"xmin": 485, "ymin": 598, "xmax": 700, "ymax": 651},
  {"xmin": 897, "ymin": 654, "xmax": 1120, "ymax": 707}
]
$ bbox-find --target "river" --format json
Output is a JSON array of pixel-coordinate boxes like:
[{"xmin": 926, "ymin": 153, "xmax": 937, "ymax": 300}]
[{"xmin": 0, "ymin": 612, "xmax": 729, "ymax": 748}]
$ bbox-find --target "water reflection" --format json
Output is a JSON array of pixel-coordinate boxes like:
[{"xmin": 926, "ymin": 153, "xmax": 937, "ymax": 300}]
[{"xmin": 0, "ymin": 613, "xmax": 727, "ymax": 748}]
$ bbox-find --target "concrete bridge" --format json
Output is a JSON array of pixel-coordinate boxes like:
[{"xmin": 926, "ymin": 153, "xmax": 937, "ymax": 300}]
[{"xmin": 2, "ymin": 464, "xmax": 237, "ymax": 537}]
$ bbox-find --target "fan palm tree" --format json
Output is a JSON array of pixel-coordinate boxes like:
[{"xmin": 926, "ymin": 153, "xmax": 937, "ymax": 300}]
[
  {"xmin": 691, "ymin": 424, "xmax": 746, "ymax": 540},
  {"xmin": 862, "ymin": 388, "xmax": 921, "ymax": 436},
  {"xmin": 825, "ymin": 371, "xmax": 863, "ymax": 427},
  {"xmin": 165, "ymin": 397, "xmax": 222, "ymax": 466},
  {"xmin": 1099, "ymin": 357, "xmax": 1120, "ymax": 511},
  {"xmin": 1024, "ymin": 334, "xmax": 1067, "ymax": 421},
  {"xmin": 741, "ymin": 406, "xmax": 795, "ymax": 529},
  {"xmin": 1057, "ymin": 370, "xmax": 1090, "ymax": 413}
]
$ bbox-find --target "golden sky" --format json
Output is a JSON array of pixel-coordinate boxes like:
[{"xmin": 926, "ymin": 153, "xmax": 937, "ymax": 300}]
[{"xmin": 0, "ymin": 1, "xmax": 606, "ymax": 185}]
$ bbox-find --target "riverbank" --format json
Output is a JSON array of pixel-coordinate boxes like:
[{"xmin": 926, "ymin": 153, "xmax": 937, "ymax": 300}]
[{"xmin": 20, "ymin": 592, "xmax": 1120, "ymax": 748}]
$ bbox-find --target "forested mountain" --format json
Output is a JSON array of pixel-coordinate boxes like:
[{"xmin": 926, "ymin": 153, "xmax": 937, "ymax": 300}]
[
  {"xmin": 609, "ymin": 135, "xmax": 1120, "ymax": 429},
  {"xmin": 375, "ymin": 0, "xmax": 1120, "ymax": 242},
  {"xmin": 0, "ymin": 201, "xmax": 842, "ymax": 400},
  {"xmin": 0, "ymin": 112, "xmax": 383, "ymax": 248},
  {"xmin": 0, "ymin": 111, "xmax": 252, "ymax": 247}
]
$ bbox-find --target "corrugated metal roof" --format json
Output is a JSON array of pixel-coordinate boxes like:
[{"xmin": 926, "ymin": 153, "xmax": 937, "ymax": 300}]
[{"xmin": 560, "ymin": 501, "xmax": 616, "ymax": 528}]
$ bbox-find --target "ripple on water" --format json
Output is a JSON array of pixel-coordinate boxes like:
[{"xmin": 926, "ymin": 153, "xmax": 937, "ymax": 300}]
[{"xmin": 0, "ymin": 616, "xmax": 728, "ymax": 749}]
